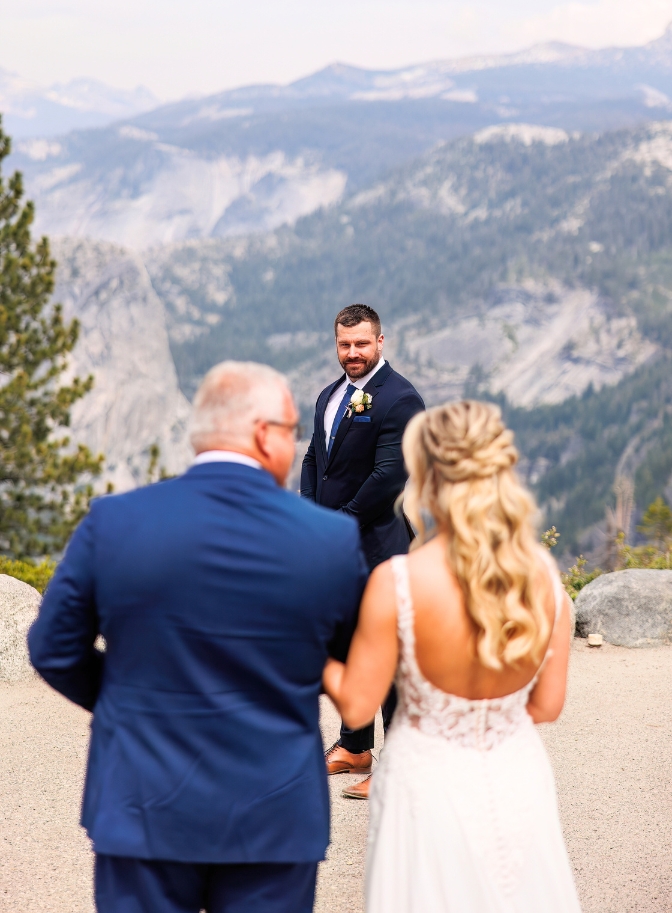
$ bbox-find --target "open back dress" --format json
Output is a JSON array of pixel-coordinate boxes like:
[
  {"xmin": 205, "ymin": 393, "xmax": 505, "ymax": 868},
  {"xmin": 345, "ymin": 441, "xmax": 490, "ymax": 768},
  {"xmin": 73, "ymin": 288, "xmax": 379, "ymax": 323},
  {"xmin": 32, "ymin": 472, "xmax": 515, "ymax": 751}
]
[{"xmin": 365, "ymin": 552, "xmax": 582, "ymax": 913}]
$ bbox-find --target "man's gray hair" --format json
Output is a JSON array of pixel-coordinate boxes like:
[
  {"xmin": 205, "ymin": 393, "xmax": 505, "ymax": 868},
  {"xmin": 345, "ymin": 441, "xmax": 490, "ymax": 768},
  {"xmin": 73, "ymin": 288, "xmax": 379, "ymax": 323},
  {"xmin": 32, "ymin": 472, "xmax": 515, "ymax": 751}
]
[{"xmin": 190, "ymin": 361, "xmax": 289, "ymax": 452}]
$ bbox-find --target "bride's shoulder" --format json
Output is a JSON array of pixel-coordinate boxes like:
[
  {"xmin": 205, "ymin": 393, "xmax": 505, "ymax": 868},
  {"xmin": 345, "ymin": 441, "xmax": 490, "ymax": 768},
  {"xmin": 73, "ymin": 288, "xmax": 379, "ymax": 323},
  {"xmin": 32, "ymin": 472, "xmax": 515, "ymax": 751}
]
[
  {"xmin": 359, "ymin": 560, "xmax": 400, "ymax": 631},
  {"xmin": 405, "ymin": 535, "xmax": 455, "ymax": 579},
  {"xmin": 365, "ymin": 558, "xmax": 397, "ymax": 593}
]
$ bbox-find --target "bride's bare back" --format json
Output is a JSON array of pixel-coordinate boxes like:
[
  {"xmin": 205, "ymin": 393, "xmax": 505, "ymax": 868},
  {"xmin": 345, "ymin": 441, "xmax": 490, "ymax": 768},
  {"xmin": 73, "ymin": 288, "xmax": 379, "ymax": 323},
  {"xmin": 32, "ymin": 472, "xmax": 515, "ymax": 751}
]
[
  {"xmin": 406, "ymin": 535, "xmax": 557, "ymax": 700},
  {"xmin": 323, "ymin": 400, "xmax": 573, "ymax": 730},
  {"xmin": 323, "ymin": 533, "xmax": 571, "ymax": 730}
]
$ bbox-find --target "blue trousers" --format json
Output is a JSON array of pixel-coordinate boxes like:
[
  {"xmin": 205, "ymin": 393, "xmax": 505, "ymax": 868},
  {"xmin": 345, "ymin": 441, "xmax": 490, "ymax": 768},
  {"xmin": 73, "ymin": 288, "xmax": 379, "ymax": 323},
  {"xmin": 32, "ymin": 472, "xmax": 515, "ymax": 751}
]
[{"xmin": 95, "ymin": 855, "xmax": 318, "ymax": 913}]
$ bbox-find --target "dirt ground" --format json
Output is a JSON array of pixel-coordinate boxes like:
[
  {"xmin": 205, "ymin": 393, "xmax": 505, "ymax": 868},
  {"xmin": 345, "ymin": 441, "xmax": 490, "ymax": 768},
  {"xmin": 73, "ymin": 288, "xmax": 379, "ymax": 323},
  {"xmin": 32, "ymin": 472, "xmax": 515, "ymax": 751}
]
[{"xmin": 2, "ymin": 640, "xmax": 672, "ymax": 912}]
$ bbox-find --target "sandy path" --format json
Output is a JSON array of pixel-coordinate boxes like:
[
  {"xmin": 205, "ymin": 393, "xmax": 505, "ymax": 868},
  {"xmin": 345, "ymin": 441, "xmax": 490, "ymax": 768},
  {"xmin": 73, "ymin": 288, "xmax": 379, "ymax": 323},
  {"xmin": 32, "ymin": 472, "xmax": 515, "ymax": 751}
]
[{"xmin": 2, "ymin": 641, "xmax": 672, "ymax": 911}]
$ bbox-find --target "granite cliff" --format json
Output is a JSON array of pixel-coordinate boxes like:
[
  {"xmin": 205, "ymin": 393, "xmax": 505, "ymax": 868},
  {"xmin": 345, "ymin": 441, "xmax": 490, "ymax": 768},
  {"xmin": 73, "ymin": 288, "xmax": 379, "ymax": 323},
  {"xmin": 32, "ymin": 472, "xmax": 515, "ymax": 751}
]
[{"xmin": 53, "ymin": 239, "xmax": 192, "ymax": 491}]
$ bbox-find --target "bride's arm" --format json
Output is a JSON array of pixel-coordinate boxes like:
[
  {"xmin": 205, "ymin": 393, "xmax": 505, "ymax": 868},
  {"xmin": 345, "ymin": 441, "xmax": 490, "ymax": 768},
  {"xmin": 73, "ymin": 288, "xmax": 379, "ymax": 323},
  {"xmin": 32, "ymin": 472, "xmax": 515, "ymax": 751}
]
[
  {"xmin": 526, "ymin": 590, "xmax": 572, "ymax": 723},
  {"xmin": 323, "ymin": 561, "xmax": 399, "ymax": 729}
]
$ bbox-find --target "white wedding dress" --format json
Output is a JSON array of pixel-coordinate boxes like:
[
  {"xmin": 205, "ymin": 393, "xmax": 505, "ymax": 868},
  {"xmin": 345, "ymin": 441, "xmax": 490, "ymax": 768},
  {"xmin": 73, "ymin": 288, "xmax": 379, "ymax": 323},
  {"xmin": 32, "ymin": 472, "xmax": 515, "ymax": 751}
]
[{"xmin": 366, "ymin": 554, "xmax": 582, "ymax": 913}]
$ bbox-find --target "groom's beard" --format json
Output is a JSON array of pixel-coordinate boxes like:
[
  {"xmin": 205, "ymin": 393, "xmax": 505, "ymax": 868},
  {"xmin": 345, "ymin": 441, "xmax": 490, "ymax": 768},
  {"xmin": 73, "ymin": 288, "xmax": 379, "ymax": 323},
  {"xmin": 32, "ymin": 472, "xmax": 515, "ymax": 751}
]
[{"xmin": 340, "ymin": 350, "xmax": 381, "ymax": 380}]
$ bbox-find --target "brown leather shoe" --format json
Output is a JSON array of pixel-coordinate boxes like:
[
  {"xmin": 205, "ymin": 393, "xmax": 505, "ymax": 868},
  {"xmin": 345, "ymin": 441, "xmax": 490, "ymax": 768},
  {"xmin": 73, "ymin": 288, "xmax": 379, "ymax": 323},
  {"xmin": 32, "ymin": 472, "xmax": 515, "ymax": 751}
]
[
  {"xmin": 342, "ymin": 774, "xmax": 372, "ymax": 799},
  {"xmin": 325, "ymin": 742, "xmax": 372, "ymax": 775}
]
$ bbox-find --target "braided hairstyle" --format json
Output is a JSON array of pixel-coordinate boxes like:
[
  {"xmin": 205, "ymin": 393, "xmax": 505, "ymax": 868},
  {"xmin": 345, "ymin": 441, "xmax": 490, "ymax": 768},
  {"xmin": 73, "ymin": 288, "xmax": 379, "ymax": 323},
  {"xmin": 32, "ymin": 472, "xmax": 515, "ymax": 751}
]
[{"xmin": 402, "ymin": 401, "xmax": 549, "ymax": 670}]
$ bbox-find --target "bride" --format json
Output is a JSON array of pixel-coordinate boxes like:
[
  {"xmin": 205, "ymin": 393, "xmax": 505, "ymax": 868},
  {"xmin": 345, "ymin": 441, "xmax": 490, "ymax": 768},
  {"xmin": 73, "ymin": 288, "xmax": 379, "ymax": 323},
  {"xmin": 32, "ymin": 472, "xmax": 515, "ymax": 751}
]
[{"xmin": 323, "ymin": 400, "xmax": 581, "ymax": 912}]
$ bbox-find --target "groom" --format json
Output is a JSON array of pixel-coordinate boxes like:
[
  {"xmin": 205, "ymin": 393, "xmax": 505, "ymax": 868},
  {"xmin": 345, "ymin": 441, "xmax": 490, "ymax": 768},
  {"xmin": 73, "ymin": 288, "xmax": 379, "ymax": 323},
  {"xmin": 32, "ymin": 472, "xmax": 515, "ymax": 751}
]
[
  {"xmin": 29, "ymin": 361, "xmax": 368, "ymax": 913},
  {"xmin": 301, "ymin": 304, "xmax": 424, "ymax": 798}
]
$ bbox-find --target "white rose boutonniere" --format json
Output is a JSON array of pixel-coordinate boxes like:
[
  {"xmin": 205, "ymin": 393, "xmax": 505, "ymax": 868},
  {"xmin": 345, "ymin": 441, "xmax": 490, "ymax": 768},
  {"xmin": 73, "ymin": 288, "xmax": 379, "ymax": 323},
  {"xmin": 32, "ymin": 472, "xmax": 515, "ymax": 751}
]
[{"xmin": 346, "ymin": 389, "xmax": 373, "ymax": 418}]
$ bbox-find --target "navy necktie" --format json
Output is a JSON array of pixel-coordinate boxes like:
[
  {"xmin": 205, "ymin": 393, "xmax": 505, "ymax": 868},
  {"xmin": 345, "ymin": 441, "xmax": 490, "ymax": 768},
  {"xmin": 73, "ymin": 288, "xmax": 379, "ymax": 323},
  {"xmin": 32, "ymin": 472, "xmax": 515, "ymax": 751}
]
[{"xmin": 327, "ymin": 383, "xmax": 357, "ymax": 458}]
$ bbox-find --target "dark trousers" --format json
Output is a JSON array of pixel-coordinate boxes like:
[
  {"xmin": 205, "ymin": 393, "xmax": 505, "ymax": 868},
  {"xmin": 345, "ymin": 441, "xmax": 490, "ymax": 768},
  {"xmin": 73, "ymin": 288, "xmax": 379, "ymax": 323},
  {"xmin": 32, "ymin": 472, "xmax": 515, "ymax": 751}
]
[
  {"xmin": 339, "ymin": 529, "xmax": 412, "ymax": 753},
  {"xmin": 95, "ymin": 855, "xmax": 318, "ymax": 913},
  {"xmin": 339, "ymin": 684, "xmax": 397, "ymax": 753}
]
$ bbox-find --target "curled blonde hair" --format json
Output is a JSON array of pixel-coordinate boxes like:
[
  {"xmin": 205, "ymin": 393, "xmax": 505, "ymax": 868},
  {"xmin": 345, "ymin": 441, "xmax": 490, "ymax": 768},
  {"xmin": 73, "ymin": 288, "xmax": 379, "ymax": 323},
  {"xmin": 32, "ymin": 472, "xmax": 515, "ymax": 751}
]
[{"xmin": 403, "ymin": 400, "xmax": 549, "ymax": 670}]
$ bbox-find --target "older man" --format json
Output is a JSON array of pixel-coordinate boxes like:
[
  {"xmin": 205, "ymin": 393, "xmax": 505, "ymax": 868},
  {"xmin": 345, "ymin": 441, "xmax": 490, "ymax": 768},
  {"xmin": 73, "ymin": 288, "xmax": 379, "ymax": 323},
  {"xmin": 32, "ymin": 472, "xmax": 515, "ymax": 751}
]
[{"xmin": 29, "ymin": 362, "xmax": 367, "ymax": 913}]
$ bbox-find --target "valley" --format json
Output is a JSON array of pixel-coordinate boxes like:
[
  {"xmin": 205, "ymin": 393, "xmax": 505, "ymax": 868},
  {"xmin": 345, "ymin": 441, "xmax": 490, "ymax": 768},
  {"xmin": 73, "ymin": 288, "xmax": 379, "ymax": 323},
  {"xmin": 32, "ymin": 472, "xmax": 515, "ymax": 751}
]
[
  {"xmin": 11, "ymin": 25, "xmax": 672, "ymax": 247},
  {"xmin": 7, "ymin": 30, "xmax": 672, "ymax": 555},
  {"xmin": 42, "ymin": 117, "xmax": 672, "ymax": 556}
]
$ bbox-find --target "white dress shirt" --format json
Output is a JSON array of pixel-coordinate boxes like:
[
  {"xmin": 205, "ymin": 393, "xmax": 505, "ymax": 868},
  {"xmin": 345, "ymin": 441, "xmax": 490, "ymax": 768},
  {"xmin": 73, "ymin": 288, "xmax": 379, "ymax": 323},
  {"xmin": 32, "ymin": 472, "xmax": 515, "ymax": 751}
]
[
  {"xmin": 323, "ymin": 358, "xmax": 386, "ymax": 450},
  {"xmin": 192, "ymin": 450, "xmax": 262, "ymax": 470}
]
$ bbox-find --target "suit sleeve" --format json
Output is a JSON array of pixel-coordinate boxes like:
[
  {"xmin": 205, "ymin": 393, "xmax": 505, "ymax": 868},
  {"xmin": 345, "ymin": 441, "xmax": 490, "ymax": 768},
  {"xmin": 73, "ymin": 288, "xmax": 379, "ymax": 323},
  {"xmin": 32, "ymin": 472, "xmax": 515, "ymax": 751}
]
[
  {"xmin": 341, "ymin": 391, "xmax": 424, "ymax": 529},
  {"xmin": 28, "ymin": 509, "xmax": 104, "ymax": 711},
  {"xmin": 327, "ymin": 527, "xmax": 369, "ymax": 662},
  {"xmin": 300, "ymin": 433, "xmax": 317, "ymax": 501}
]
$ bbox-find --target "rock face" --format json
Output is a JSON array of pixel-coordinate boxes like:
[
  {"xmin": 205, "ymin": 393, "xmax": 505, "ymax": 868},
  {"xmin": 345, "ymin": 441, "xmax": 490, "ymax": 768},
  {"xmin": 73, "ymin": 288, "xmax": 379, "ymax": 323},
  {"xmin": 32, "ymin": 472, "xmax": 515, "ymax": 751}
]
[
  {"xmin": 575, "ymin": 570, "xmax": 672, "ymax": 646},
  {"xmin": 21, "ymin": 138, "xmax": 347, "ymax": 249},
  {"xmin": 391, "ymin": 281, "xmax": 655, "ymax": 409},
  {"xmin": 0, "ymin": 576, "xmax": 41, "ymax": 682},
  {"xmin": 53, "ymin": 238, "xmax": 193, "ymax": 491}
]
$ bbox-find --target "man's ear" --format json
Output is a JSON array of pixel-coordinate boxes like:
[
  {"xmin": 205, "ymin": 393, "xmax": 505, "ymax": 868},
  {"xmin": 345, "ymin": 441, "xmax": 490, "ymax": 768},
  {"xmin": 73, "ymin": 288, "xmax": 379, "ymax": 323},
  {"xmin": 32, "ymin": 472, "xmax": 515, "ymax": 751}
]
[{"xmin": 253, "ymin": 422, "xmax": 271, "ymax": 459}]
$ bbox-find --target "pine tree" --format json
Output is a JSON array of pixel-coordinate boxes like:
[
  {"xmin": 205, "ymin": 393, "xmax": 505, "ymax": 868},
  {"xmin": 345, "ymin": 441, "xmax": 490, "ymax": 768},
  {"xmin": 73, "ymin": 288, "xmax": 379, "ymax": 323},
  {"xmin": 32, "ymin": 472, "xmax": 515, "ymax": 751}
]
[
  {"xmin": 637, "ymin": 497, "xmax": 672, "ymax": 552},
  {"xmin": 0, "ymin": 117, "xmax": 102, "ymax": 558}
]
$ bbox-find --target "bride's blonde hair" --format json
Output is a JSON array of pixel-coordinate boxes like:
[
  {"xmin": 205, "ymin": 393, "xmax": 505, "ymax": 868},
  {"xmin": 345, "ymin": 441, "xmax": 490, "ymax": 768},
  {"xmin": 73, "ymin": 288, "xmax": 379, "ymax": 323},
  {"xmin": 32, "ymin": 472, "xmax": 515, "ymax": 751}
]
[{"xmin": 402, "ymin": 400, "xmax": 549, "ymax": 670}]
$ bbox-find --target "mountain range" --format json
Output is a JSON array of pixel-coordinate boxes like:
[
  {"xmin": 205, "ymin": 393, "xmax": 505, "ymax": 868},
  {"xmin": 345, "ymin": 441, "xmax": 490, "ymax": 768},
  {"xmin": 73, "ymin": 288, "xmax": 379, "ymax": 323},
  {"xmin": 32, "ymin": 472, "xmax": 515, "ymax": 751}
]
[
  {"xmin": 0, "ymin": 68, "xmax": 158, "ymax": 138},
  {"xmin": 6, "ymin": 30, "xmax": 672, "ymax": 557},
  {"xmin": 10, "ymin": 25, "xmax": 672, "ymax": 248},
  {"xmin": 46, "ymin": 117, "xmax": 672, "ymax": 556}
]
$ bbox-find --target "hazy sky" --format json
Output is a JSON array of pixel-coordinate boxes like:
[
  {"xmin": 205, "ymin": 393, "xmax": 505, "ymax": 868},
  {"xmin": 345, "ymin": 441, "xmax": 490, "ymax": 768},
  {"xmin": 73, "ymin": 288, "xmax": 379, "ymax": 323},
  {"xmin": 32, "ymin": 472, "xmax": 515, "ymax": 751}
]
[{"xmin": 3, "ymin": 0, "xmax": 672, "ymax": 100}]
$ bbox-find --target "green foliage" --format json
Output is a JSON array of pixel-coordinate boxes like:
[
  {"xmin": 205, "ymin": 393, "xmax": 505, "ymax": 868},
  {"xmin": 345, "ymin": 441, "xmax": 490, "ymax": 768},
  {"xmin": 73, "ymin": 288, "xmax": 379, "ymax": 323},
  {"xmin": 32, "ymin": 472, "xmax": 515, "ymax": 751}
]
[
  {"xmin": 145, "ymin": 443, "xmax": 172, "ymax": 484},
  {"xmin": 561, "ymin": 556, "xmax": 603, "ymax": 601},
  {"xmin": 618, "ymin": 544, "xmax": 672, "ymax": 569},
  {"xmin": 637, "ymin": 497, "xmax": 672, "ymax": 550},
  {"xmin": 501, "ymin": 356, "xmax": 672, "ymax": 552},
  {"xmin": 0, "ymin": 555, "xmax": 55, "ymax": 593},
  {"xmin": 541, "ymin": 526, "xmax": 559, "ymax": 550},
  {"xmin": 610, "ymin": 503, "xmax": 672, "ymax": 570},
  {"xmin": 0, "ymin": 117, "xmax": 102, "ymax": 557},
  {"xmin": 146, "ymin": 443, "xmax": 161, "ymax": 484},
  {"xmin": 558, "ymin": 500, "xmax": 672, "ymax": 602},
  {"xmin": 544, "ymin": 526, "xmax": 603, "ymax": 599}
]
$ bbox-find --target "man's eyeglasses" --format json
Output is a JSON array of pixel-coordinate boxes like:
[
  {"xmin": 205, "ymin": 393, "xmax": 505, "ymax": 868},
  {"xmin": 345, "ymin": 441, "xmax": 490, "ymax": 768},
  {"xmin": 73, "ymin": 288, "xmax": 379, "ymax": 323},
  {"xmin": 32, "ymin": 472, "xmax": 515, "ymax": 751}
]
[{"xmin": 263, "ymin": 420, "xmax": 305, "ymax": 441}]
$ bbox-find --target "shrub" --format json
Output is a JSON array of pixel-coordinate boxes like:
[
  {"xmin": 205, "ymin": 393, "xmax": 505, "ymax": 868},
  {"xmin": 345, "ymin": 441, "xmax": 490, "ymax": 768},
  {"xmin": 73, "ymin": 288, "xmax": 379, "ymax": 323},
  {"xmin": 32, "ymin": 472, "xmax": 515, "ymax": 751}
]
[
  {"xmin": 561, "ymin": 556, "xmax": 603, "ymax": 601},
  {"xmin": 0, "ymin": 556, "xmax": 55, "ymax": 593},
  {"xmin": 637, "ymin": 497, "xmax": 672, "ymax": 552}
]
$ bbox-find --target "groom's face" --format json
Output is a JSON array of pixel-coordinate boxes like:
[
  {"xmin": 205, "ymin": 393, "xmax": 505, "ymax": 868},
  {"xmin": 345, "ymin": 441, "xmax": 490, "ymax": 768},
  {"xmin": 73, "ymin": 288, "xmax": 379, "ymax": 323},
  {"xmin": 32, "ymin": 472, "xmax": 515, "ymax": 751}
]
[{"xmin": 336, "ymin": 321, "xmax": 384, "ymax": 380}]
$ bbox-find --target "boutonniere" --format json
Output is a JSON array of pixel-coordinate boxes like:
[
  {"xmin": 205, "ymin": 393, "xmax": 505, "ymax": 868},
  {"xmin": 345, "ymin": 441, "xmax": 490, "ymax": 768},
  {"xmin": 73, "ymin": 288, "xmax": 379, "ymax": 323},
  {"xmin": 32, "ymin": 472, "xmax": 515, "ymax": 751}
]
[{"xmin": 346, "ymin": 389, "xmax": 373, "ymax": 418}]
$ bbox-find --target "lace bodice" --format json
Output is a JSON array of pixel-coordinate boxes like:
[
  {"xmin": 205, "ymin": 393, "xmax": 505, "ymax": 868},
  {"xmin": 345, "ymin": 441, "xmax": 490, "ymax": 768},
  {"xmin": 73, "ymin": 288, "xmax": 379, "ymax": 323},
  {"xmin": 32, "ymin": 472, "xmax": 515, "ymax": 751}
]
[{"xmin": 391, "ymin": 553, "xmax": 563, "ymax": 751}]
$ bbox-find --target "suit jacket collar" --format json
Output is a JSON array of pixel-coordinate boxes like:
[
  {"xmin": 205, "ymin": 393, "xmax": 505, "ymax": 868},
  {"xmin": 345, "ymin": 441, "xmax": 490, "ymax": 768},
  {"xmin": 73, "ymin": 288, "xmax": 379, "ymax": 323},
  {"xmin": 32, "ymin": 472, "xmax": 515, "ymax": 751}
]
[
  {"xmin": 363, "ymin": 359, "xmax": 393, "ymax": 397},
  {"xmin": 184, "ymin": 461, "xmax": 277, "ymax": 488},
  {"xmin": 325, "ymin": 361, "xmax": 395, "ymax": 468}
]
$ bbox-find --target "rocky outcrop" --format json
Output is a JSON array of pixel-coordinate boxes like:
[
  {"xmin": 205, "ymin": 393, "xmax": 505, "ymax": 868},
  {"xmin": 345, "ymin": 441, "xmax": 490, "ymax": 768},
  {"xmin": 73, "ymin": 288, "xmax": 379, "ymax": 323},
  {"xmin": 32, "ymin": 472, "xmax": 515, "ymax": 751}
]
[
  {"xmin": 0, "ymin": 576, "xmax": 40, "ymax": 682},
  {"xmin": 53, "ymin": 238, "xmax": 193, "ymax": 492},
  {"xmin": 389, "ymin": 281, "xmax": 656, "ymax": 409},
  {"xmin": 575, "ymin": 569, "xmax": 672, "ymax": 646},
  {"xmin": 21, "ymin": 138, "xmax": 347, "ymax": 249}
]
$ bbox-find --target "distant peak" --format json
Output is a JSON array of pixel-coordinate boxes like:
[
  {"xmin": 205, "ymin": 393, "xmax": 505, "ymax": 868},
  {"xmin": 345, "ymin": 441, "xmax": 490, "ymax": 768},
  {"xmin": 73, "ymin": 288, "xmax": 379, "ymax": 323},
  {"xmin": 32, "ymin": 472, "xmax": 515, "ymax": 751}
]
[
  {"xmin": 647, "ymin": 20, "xmax": 672, "ymax": 46},
  {"xmin": 319, "ymin": 62, "xmax": 366, "ymax": 76}
]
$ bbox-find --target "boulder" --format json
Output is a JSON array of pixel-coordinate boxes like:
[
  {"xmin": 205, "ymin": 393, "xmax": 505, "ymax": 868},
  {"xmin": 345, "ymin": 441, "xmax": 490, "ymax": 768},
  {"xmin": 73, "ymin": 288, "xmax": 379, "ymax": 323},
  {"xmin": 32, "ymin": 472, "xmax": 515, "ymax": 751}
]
[
  {"xmin": 0, "ymin": 575, "xmax": 41, "ymax": 682},
  {"xmin": 575, "ymin": 569, "xmax": 672, "ymax": 647}
]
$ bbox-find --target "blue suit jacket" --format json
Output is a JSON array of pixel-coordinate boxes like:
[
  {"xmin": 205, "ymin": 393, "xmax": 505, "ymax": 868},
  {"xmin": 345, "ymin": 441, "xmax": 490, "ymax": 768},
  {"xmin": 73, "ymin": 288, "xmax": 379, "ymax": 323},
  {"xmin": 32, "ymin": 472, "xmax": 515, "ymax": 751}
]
[
  {"xmin": 300, "ymin": 362, "xmax": 425, "ymax": 568},
  {"xmin": 28, "ymin": 463, "xmax": 367, "ymax": 863}
]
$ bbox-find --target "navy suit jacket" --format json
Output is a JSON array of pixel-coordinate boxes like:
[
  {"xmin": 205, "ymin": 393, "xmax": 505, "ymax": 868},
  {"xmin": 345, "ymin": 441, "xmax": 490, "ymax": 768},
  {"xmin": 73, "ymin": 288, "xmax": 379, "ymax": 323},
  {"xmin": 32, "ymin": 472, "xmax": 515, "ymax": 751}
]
[
  {"xmin": 28, "ymin": 463, "xmax": 367, "ymax": 863},
  {"xmin": 300, "ymin": 362, "xmax": 424, "ymax": 568}
]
